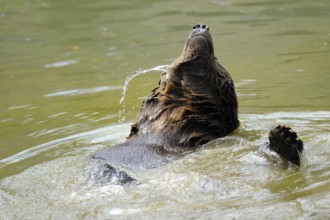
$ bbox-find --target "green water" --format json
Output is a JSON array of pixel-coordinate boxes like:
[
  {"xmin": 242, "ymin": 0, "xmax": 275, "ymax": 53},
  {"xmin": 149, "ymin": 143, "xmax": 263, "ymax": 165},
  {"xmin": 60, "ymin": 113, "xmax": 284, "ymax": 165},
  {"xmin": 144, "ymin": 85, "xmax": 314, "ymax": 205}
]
[{"xmin": 1, "ymin": 0, "xmax": 330, "ymax": 219}]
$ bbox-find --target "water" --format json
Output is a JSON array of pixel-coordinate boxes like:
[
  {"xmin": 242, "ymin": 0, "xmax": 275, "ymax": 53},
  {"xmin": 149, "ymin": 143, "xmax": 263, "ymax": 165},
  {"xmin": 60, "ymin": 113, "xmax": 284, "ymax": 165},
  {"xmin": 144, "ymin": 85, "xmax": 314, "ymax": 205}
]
[
  {"xmin": 118, "ymin": 64, "xmax": 168, "ymax": 122},
  {"xmin": 1, "ymin": 0, "xmax": 330, "ymax": 219},
  {"xmin": 119, "ymin": 65, "xmax": 168, "ymax": 104}
]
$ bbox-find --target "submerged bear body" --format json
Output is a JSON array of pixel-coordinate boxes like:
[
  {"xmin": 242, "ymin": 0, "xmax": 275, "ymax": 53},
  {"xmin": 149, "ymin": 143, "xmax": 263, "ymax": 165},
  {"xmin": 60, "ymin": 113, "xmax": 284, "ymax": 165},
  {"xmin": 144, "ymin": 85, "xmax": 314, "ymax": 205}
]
[{"xmin": 92, "ymin": 24, "xmax": 303, "ymax": 184}]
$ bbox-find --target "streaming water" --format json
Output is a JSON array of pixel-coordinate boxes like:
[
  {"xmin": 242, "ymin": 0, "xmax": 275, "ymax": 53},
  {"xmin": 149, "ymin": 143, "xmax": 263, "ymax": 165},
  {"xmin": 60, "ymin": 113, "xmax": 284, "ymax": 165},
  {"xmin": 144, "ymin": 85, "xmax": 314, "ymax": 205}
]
[
  {"xmin": 118, "ymin": 65, "xmax": 169, "ymax": 122},
  {"xmin": 0, "ymin": 0, "xmax": 329, "ymax": 219},
  {"xmin": 119, "ymin": 65, "xmax": 169, "ymax": 104}
]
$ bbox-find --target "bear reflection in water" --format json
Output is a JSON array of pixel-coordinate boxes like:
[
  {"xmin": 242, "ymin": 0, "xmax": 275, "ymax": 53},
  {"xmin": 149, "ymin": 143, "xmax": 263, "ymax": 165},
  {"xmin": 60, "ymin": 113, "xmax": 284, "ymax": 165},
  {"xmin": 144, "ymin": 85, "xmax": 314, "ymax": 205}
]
[{"xmin": 91, "ymin": 24, "xmax": 304, "ymax": 184}]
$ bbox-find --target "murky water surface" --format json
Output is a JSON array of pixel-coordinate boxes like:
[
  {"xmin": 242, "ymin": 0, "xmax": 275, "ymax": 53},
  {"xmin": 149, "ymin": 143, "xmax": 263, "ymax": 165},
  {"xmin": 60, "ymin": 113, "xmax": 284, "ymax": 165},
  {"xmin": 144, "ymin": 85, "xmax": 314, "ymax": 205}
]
[{"xmin": 1, "ymin": 0, "xmax": 330, "ymax": 219}]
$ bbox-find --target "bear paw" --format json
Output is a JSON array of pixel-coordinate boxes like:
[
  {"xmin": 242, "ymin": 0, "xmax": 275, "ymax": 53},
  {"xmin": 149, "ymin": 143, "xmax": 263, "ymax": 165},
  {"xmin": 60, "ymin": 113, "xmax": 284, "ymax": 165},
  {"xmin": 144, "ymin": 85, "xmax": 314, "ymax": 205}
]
[{"xmin": 268, "ymin": 125, "xmax": 304, "ymax": 167}]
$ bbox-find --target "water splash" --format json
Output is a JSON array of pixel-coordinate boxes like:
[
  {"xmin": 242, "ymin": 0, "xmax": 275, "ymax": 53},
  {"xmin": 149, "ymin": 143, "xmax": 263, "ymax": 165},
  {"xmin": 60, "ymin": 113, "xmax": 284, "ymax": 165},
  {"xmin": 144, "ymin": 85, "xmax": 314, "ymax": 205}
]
[
  {"xmin": 119, "ymin": 65, "xmax": 169, "ymax": 104},
  {"xmin": 118, "ymin": 65, "xmax": 169, "ymax": 123}
]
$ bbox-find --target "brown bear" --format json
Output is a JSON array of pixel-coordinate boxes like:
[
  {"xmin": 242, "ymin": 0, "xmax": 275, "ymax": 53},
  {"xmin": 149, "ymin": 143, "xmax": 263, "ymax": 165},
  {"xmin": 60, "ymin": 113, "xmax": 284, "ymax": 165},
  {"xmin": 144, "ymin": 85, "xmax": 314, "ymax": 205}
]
[{"xmin": 92, "ymin": 24, "xmax": 303, "ymax": 184}]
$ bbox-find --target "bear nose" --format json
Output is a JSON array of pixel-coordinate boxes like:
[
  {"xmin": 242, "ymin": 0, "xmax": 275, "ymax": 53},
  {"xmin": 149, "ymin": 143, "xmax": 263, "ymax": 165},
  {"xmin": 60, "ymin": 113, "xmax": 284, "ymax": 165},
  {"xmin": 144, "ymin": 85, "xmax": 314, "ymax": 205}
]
[{"xmin": 192, "ymin": 24, "xmax": 209, "ymax": 31}]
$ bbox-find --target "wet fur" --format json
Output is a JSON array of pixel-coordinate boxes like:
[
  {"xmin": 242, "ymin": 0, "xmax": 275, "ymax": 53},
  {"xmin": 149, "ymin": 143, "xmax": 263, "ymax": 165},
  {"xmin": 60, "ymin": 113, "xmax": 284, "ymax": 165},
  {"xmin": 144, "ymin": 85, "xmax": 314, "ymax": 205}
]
[
  {"xmin": 92, "ymin": 24, "xmax": 303, "ymax": 184},
  {"xmin": 128, "ymin": 26, "xmax": 239, "ymax": 149}
]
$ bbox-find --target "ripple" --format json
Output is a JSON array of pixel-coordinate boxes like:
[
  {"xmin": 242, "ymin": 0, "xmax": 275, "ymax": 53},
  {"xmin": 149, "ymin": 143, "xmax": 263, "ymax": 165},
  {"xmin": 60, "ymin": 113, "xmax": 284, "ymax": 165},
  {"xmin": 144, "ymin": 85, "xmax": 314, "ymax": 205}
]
[
  {"xmin": 44, "ymin": 60, "xmax": 78, "ymax": 68},
  {"xmin": 8, "ymin": 104, "xmax": 33, "ymax": 110},
  {"xmin": 44, "ymin": 86, "xmax": 122, "ymax": 97},
  {"xmin": 0, "ymin": 111, "xmax": 329, "ymax": 219},
  {"xmin": 0, "ymin": 123, "xmax": 130, "ymax": 168}
]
